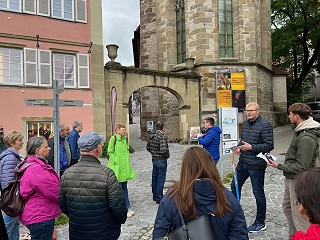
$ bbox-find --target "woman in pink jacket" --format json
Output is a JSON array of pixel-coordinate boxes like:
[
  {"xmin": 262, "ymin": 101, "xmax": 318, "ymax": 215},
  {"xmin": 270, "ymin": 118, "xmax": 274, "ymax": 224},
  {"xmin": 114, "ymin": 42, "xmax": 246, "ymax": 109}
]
[{"xmin": 19, "ymin": 136, "xmax": 60, "ymax": 240}]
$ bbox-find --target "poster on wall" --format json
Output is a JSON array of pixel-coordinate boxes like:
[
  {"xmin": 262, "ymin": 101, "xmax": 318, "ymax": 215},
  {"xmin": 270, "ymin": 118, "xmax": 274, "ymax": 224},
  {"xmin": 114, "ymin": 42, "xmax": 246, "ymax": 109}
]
[
  {"xmin": 219, "ymin": 107, "xmax": 239, "ymax": 154},
  {"xmin": 216, "ymin": 72, "xmax": 246, "ymax": 110}
]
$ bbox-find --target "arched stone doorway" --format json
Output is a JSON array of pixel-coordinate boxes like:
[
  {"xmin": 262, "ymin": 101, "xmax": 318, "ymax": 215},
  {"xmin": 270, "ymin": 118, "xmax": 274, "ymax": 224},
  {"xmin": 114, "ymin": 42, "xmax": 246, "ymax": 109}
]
[{"xmin": 93, "ymin": 64, "xmax": 201, "ymax": 142}]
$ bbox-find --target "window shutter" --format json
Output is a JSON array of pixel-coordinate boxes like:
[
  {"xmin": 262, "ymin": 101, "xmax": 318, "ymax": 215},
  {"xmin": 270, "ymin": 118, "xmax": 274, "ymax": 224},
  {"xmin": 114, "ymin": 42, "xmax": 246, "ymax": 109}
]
[
  {"xmin": 76, "ymin": 0, "xmax": 87, "ymax": 23},
  {"xmin": 23, "ymin": 0, "xmax": 36, "ymax": 14},
  {"xmin": 38, "ymin": 0, "xmax": 50, "ymax": 16},
  {"xmin": 77, "ymin": 54, "xmax": 89, "ymax": 88},
  {"xmin": 24, "ymin": 48, "xmax": 38, "ymax": 86},
  {"xmin": 38, "ymin": 50, "xmax": 52, "ymax": 86}
]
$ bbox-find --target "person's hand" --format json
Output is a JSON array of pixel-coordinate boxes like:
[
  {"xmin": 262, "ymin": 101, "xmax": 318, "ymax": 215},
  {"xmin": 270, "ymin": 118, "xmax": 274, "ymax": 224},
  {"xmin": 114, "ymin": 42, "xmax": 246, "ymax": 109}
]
[
  {"xmin": 238, "ymin": 141, "xmax": 252, "ymax": 151},
  {"xmin": 267, "ymin": 160, "xmax": 279, "ymax": 168},
  {"xmin": 233, "ymin": 147, "xmax": 240, "ymax": 154},
  {"xmin": 197, "ymin": 133, "xmax": 203, "ymax": 138}
]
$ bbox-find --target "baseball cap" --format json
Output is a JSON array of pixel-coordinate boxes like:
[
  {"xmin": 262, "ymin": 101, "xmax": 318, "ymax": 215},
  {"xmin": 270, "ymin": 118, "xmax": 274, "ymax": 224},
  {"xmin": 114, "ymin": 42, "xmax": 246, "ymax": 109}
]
[{"xmin": 77, "ymin": 132, "xmax": 105, "ymax": 152}]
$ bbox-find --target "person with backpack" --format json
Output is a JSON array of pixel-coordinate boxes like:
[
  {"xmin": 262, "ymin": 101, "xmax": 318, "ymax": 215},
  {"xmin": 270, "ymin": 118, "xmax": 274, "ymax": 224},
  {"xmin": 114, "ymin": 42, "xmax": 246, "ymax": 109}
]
[
  {"xmin": 19, "ymin": 136, "xmax": 60, "ymax": 240},
  {"xmin": 268, "ymin": 103, "xmax": 320, "ymax": 238},
  {"xmin": 108, "ymin": 124, "xmax": 136, "ymax": 218},
  {"xmin": 0, "ymin": 130, "xmax": 24, "ymax": 240}
]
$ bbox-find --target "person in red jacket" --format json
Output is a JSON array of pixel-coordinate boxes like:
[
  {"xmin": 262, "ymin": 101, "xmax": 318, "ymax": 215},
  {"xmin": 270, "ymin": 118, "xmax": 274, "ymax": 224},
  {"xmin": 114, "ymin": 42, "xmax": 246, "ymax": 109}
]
[{"xmin": 291, "ymin": 168, "xmax": 320, "ymax": 240}]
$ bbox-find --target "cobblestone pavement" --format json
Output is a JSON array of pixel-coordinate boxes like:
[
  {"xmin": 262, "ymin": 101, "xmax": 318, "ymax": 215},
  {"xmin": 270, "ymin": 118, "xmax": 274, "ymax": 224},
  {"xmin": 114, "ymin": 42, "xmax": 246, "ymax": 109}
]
[{"xmin": 20, "ymin": 124, "xmax": 293, "ymax": 240}]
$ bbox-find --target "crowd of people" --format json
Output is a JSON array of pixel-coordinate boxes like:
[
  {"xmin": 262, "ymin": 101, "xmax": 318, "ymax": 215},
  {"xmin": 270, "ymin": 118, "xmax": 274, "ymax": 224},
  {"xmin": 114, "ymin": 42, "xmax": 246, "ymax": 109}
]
[{"xmin": 0, "ymin": 102, "xmax": 320, "ymax": 240}]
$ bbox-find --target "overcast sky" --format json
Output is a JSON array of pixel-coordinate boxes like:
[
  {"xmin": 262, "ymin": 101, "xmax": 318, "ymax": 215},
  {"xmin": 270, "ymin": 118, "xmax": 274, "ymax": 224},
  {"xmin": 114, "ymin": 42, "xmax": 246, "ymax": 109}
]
[{"xmin": 102, "ymin": 1, "xmax": 140, "ymax": 66}]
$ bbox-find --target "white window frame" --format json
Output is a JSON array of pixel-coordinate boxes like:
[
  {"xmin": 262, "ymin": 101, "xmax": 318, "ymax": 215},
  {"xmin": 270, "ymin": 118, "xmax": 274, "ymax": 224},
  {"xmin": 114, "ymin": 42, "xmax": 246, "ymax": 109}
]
[
  {"xmin": 77, "ymin": 53, "xmax": 89, "ymax": 88},
  {"xmin": 24, "ymin": 48, "xmax": 38, "ymax": 86},
  {"xmin": 0, "ymin": 47, "xmax": 23, "ymax": 86},
  {"xmin": 38, "ymin": 49, "xmax": 52, "ymax": 87},
  {"xmin": 53, "ymin": 53, "xmax": 77, "ymax": 89},
  {"xmin": 51, "ymin": 0, "xmax": 75, "ymax": 21},
  {"xmin": 0, "ymin": 0, "xmax": 22, "ymax": 12},
  {"xmin": 23, "ymin": 0, "xmax": 36, "ymax": 14},
  {"xmin": 37, "ymin": 0, "xmax": 50, "ymax": 16}
]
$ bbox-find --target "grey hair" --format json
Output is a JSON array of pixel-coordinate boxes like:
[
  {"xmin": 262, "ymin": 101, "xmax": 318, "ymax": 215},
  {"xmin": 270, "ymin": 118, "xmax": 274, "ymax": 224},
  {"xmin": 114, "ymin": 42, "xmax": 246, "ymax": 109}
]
[
  {"xmin": 72, "ymin": 121, "xmax": 83, "ymax": 129},
  {"xmin": 59, "ymin": 124, "xmax": 67, "ymax": 131},
  {"xmin": 26, "ymin": 136, "xmax": 47, "ymax": 156}
]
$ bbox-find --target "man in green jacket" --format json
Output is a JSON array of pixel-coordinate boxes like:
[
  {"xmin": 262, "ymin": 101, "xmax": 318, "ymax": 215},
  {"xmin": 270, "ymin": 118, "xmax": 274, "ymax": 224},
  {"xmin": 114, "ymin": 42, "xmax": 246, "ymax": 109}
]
[{"xmin": 269, "ymin": 103, "xmax": 320, "ymax": 238}]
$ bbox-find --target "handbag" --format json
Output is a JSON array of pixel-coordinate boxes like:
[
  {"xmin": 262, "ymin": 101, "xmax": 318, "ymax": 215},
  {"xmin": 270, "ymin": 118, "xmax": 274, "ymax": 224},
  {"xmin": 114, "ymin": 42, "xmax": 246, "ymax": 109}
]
[{"xmin": 156, "ymin": 209, "xmax": 215, "ymax": 240}]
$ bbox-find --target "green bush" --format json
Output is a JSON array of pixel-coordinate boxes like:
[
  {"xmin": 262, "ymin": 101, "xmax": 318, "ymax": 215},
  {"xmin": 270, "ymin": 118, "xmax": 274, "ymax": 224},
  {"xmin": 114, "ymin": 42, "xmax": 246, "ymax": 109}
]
[
  {"xmin": 223, "ymin": 172, "xmax": 234, "ymax": 184},
  {"xmin": 55, "ymin": 213, "xmax": 69, "ymax": 226}
]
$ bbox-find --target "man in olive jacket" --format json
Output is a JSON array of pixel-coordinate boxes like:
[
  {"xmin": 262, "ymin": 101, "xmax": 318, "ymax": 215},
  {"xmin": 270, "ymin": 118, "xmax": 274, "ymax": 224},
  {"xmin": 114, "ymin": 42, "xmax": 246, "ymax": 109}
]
[
  {"xmin": 59, "ymin": 132, "xmax": 127, "ymax": 240},
  {"xmin": 269, "ymin": 103, "xmax": 320, "ymax": 238}
]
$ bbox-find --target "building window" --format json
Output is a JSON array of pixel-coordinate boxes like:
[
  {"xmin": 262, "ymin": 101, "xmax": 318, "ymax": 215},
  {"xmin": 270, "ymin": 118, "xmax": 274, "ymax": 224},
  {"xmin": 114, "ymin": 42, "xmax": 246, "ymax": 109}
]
[
  {"xmin": 218, "ymin": 0, "xmax": 234, "ymax": 58},
  {"xmin": 175, "ymin": 0, "xmax": 186, "ymax": 64},
  {"xmin": 0, "ymin": 0, "xmax": 87, "ymax": 23},
  {"xmin": 0, "ymin": 47, "xmax": 23, "ymax": 85},
  {"xmin": 27, "ymin": 122, "xmax": 53, "ymax": 141},
  {"xmin": 53, "ymin": 53, "xmax": 76, "ymax": 88},
  {"xmin": 52, "ymin": 0, "xmax": 74, "ymax": 20},
  {"xmin": 0, "ymin": 0, "xmax": 21, "ymax": 12}
]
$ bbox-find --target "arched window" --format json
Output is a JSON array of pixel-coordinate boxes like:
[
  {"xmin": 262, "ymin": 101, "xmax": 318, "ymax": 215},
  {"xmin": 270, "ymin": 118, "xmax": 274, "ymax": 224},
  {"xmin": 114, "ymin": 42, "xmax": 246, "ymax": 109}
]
[
  {"xmin": 175, "ymin": 0, "xmax": 186, "ymax": 64},
  {"xmin": 218, "ymin": 0, "xmax": 234, "ymax": 58}
]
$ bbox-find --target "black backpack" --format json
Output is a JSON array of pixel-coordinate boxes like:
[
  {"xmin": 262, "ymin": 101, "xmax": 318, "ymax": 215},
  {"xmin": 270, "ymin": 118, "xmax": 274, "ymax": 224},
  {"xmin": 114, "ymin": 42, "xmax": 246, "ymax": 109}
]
[{"xmin": 0, "ymin": 161, "xmax": 35, "ymax": 217}]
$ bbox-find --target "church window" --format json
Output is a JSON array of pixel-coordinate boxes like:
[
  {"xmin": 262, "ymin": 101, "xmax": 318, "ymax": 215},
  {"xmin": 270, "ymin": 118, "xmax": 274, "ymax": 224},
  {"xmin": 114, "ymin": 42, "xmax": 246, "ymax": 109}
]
[
  {"xmin": 218, "ymin": 0, "xmax": 234, "ymax": 58},
  {"xmin": 175, "ymin": 0, "xmax": 186, "ymax": 64}
]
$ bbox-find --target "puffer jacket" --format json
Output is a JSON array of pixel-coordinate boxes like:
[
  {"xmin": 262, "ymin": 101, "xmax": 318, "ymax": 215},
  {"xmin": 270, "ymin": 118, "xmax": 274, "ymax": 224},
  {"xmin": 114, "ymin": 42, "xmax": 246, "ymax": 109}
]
[
  {"xmin": 239, "ymin": 116, "xmax": 274, "ymax": 169},
  {"xmin": 0, "ymin": 148, "xmax": 23, "ymax": 190},
  {"xmin": 198, "ymin": 126, "xmax": 222, "ymax": 161},
  {"xmin": 59, "ymin": 155, "xmax": 127, "ymax": 240},
  {"xmin": 146, "ymin": 130, "xmax": 170, "ymax": 160},
  {"xmin": 19, "ymin": 156, "xmax": 60, "ymax": 225},
  {"xmin": 153, "ymin": 179, "xmax": 248, "ymax": 240},
  {"xmin": 278, "ymin": 117, "xmax": 320, "ymax": 179},
  {"xmin": 107, "ymin": 134, "xmax": 136, "ymax": 182}
]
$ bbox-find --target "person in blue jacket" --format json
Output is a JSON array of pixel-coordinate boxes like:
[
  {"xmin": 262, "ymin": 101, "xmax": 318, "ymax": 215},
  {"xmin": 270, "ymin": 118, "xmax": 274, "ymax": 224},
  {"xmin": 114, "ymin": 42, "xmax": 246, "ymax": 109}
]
[
  {"xmin": 197, "ymin": 117, "xmax": 222, "ymax": 164},
  {"xmin": 153, "ymin": 146, "xmax": 248, "ymax": 240}
]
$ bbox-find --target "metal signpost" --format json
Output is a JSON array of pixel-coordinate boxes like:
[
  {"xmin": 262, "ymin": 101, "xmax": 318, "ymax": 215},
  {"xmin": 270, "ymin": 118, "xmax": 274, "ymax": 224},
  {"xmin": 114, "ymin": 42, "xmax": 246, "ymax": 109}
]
[{"xmin": 25, "ymin": 80, "xmax": 84, "ymax": 175}]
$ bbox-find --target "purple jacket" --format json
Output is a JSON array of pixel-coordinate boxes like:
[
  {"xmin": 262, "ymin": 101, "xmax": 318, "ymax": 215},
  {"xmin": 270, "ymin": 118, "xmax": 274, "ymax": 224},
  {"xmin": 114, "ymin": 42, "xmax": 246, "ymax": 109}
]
[
  {"xmin": 19, "ymin": 156, "xmax": 60, "ymax": 225},
  {"xmin": 0, "ymin": 148, "xmax": 22, "ymax": 190}
]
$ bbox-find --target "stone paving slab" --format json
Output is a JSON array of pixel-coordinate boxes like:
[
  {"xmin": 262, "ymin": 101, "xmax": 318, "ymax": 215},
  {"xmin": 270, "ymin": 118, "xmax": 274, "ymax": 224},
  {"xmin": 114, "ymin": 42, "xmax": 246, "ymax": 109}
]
[{"xmin": 20, "ymin": 124, "xmax": 292, "ymax": 240}]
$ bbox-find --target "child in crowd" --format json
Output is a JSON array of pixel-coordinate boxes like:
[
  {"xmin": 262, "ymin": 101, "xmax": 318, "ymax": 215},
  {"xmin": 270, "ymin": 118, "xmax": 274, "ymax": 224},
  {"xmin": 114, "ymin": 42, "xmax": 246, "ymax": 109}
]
[{"xmin": 291, "ymin": 168, "xmax": 320, "ymax": 240}]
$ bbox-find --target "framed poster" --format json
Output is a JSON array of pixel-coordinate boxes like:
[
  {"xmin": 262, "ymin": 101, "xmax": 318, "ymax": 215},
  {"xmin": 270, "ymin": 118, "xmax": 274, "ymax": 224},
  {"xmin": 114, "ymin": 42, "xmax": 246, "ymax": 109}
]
[{"xmin": 189, "ymin": 126, "xmax": 200, "ymax": 142}]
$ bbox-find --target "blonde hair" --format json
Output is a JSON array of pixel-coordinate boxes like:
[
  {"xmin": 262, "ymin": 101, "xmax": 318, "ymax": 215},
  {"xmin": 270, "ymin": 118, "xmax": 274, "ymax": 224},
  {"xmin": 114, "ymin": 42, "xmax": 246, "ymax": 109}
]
[
  {"xmin": 246, "ymin": 102, "xmax": 260, "ymax": 110},
  {"xmin": 3, "ymin": 130, "xmax": 24, "ymax": 146}
]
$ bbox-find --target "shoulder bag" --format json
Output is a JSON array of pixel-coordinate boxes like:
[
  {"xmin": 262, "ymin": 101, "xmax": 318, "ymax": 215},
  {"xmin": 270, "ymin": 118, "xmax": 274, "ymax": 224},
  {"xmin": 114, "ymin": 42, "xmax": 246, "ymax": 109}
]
[{"xmin": 156, "ymin": 209, "xmax": 215, "ymax": 240}]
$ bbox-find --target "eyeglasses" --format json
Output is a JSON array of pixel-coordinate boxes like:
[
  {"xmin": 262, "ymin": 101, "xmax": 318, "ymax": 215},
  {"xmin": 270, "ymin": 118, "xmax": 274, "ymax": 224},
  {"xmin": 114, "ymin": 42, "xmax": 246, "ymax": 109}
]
[{"xmin": 245, "ymin": 109, "xmax": 258, "ymax": 112}]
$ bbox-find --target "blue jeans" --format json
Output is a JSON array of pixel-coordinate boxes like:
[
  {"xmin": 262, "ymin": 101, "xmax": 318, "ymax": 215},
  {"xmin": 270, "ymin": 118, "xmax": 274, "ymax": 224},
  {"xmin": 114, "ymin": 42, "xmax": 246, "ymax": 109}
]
[
  {"xmin": 3, "ymin": 213, "xmax": 20, "ymax": 240},
  {"xmin": 152, "ymin": 159, "xmax": 167, "ymax": 202},
  {"xmin": 26, "ymin": 219, "xmax": 55, "ymax": 240},
  {"xmin": 119, "ymin": 182, "xmax": 131, "ymax": 209},
  {"xmin": 231, "ymin": 162, "xmax": 266, "ymax": 225}
]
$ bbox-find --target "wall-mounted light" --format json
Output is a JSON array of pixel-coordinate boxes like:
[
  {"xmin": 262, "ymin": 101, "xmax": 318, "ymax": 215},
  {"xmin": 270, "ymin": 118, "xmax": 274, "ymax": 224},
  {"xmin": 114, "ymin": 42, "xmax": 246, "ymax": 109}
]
[{"xmin": 88, "ymin": 42, "xmax": 93, "ymax": 53}]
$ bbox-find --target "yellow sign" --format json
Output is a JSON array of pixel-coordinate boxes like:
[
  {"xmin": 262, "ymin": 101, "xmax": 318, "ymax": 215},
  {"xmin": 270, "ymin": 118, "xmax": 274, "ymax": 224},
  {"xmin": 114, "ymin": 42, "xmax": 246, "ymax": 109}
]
[
  {"xmin": 217, "ymin": 90, "xmax": 232, "ymax": 107},
  {"xmin": 231, "ymin": 72, "xmax": 245, "ymax": 90}
]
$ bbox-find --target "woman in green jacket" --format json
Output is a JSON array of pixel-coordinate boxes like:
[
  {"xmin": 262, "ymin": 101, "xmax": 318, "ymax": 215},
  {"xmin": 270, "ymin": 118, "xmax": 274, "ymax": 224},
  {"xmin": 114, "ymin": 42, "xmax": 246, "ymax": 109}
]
[{"xmin": 108, "ymin": 124, "xmax": 136, "ymax": 218}]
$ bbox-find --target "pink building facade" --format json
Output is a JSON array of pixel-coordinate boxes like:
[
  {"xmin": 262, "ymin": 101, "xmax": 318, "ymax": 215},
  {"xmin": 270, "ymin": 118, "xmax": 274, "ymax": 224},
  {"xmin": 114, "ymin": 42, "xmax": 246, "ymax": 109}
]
[{"xmin": 0, "ymin": 0, "xmax": 103, "ymax": 144}]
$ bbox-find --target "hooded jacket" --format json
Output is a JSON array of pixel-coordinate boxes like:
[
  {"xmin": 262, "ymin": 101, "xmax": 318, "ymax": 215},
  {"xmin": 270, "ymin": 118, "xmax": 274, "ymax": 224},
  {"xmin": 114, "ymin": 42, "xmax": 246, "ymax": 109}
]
[
  {"xmin": 277, "ymin": 117, "xmax": 320, "ymax": 179},
  {"xmin": 147, "ymin": 130, "xmax": 170, "ymax": 160},
  {"xmin": 0, "ymin": 148, "xmax": 22, "ymax": 190},
  {"xmin": 153, "ymin": 179, "xmax": 248, "ymax": 240},
  {"xmin": 239, "ymin": 116, "xmax": 274, "ymax": 169},
  {"xmin": 198, "ymin": 126, "xmax": 222, "ymax": 161}
]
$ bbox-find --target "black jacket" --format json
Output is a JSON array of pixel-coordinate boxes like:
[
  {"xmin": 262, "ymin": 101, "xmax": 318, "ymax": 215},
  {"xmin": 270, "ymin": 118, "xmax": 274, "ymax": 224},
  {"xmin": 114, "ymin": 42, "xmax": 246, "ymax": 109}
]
[
  {"xmin": 146, "ymin": 130, "xmax": 170, "ymax": 160},
  {"xmin": 239, "ymin": 116, "xmax": 274, "ymax": 168},
  {"xmin": 59, "ymin": 155, "xmax": 127, "ymax": 240}
]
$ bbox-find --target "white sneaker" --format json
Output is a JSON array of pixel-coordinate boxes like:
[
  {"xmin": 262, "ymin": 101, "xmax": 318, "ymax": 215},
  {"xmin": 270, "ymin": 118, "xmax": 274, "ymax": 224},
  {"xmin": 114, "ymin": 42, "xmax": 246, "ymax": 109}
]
[{"xmin": 127, "ymin": 209, "xmax": 135, "ymax": 218}]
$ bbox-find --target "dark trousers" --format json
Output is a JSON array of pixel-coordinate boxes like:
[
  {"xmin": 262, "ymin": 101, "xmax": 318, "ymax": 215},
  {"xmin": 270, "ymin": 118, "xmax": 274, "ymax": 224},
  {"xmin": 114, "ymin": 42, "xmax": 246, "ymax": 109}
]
[
  {"xmin": 152, "ymin": 159, "xmax": 167, "ymax": 202},
  {"xmin": 231, "ymin": 162, "xmax": 266, "ymax": 225},
  {"xmin": 0, "ymin": 212, "xmax": 9, "ymax": 240}
]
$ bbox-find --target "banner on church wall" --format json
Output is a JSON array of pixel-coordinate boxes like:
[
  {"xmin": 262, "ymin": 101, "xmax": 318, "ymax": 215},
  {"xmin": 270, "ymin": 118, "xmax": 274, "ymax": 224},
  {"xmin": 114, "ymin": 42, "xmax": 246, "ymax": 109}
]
[{"xmin": 215, "ymin": 72, "xmax": 246, "ymax": 110}]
